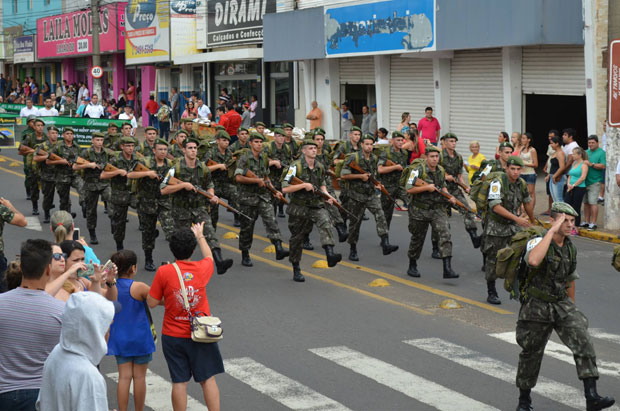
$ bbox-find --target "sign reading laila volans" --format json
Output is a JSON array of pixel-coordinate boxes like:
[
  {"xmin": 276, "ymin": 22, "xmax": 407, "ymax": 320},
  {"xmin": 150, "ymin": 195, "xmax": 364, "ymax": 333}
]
[{"xmin": 206, "ymin": 0, "xmax": 275, "ymax": 48}]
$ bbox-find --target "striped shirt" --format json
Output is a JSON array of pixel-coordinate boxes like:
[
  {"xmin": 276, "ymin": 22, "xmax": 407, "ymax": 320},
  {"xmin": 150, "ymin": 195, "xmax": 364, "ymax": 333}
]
[{"xmin": 0, "ymin": 288, "xmax": 64, "ymax": 393}]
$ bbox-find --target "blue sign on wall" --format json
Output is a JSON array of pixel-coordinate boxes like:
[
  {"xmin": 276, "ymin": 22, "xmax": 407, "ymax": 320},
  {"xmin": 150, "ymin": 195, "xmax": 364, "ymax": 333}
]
[{"xmin": 325, "ymin": 0, "xmax": 435, "ymax": 56}]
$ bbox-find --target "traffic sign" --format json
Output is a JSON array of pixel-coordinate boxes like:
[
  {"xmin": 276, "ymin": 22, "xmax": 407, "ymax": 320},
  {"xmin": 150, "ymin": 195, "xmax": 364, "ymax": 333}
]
[{"xmin": 91, "ymin": 66, "xmax": 103, "ymax": 79}]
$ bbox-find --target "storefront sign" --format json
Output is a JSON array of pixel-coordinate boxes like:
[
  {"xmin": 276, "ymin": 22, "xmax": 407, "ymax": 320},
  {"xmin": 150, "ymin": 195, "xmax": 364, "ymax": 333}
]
[
  {"xmin": 13, "ymin": 35, "xmax": 35, "ymax": 63},
  {"xmin": 171, "ymin": 0, "xmax": 199, "ymax": 58},
  {"xmin": 206, "ymin": 0, "xmax": 275, "ymax": 48},
  {"xmin": 41, "ymin": 117, "xmax": 124, "ymax": 146},
  {"xmin": 324, "ymin": 0, "xmax": 436, "ymax": 57},
  {"xmin": 36, "ymin": 3, "xmax": 126, "ymax": 59},
  {"xmin": 196, "ymin": 0, "xmax": 207, "ymax": 49},
  {"xmin": 609, "ymin": 39, "xmax": 620, "ymax": 126},
  {"xmin": 126, "ymin": 0, "xmax": 170, "ymax": 65}
]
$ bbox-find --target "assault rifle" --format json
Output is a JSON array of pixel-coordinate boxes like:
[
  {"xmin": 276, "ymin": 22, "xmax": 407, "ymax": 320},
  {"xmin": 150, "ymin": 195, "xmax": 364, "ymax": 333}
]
[
  {"xmin": 20, "ymin": 144, "xmax": 94, "ymax": 167},
  {"xmin": 244, "ymin": 170, "xmax": 289, "ymax": 205},
  {"xmin": 289, "ymin": 176, "xmax": 358, "ymax": 221},
  {"xmin": 408, "ymin": 172, "xmax": 475, "ymax": 214},
  {"xmin": 349, "ymin": 161, "xmax": 396, "ymax": 204}
]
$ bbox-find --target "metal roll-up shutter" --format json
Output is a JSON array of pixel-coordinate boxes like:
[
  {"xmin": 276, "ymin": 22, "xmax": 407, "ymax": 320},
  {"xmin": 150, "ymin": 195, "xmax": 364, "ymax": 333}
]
[
  {"xmin": 389, "ymin": 56, "xmax": 434, "ymax": 131},
  {"xmin": 522, "ymin": 45, "xmax": 585, "ymax": 96},
  {"xmin": 339, "ymin": 57, "xmax": 375, "ymax": 84},
  {"xmin": 449, "ymin": 49, "xmax": 504, "ymax": 159}
]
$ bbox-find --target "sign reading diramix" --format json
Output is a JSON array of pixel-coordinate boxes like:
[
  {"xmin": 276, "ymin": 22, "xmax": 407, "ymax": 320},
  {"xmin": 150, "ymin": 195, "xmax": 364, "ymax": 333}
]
[
  {"xmin": 206, "ymin": 0, "xmax": 275, "ymax": 47},
  {"xmin": 41, "ymin": 117, "xmax": 123, "ymax": 146}
]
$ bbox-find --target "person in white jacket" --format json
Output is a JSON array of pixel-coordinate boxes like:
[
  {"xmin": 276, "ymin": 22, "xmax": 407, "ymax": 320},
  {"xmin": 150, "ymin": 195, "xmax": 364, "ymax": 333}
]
[{"xmin": 37, "ymin": 292, "xmax": 115, "ymax": 411}]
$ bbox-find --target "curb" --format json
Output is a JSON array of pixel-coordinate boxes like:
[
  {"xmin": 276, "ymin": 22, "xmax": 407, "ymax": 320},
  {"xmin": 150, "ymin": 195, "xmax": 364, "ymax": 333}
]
[{"xmin": 537, "ymin": 220, "xmax": 620, "ymax": 244}]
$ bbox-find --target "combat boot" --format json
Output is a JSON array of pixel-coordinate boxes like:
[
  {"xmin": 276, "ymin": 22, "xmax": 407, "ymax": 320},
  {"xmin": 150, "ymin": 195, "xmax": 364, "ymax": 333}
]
[
  {"xmin": 584, "ymin": 377, "xmax": 615, "ymax": 411},
  {"xmin": 335, "ymin": 223, "xmax": 349, "ymax": 243},
  {"xmin": 407, "ymin": 259, "xmax": 420, "ymax": 277},
  {"xmin": 43, "ymin": 210, "xmax": 51, "ymax": 224},
  {"xmin": 348, "ymin": 243, "xmax": 359, "ymax": 261},
  {"xmin": 487, "ymin": 280, "xmax": 501, "ymax": 305},
  {"xmin": 116, "ymin": 241, "xmax": 124, "ymax": 251},
  {"xmin": 380, "ymin": 235, "xmax": 398, "ymax": 255},
  {"xmin": 241, "ymin": 250, "xmax": 253, "ymax": 267},
  {"xmin": 303, "ymin": 236, "xmax": 314, "ymax": 250},
  {"xmin": 212, "ymin": 248, "xmax": 233, "ymax": 274},
  {"xmin": 442, "ymin": 257, "xmax": 460, "ymax": 279},
  {"xmin": 516, "ymin": 388, "xmax": 533, "ymax": 411},
  {"xmin": 144, "ymin": 250, "xmax": 156, "ymax": 272},
  {"xmin": 323, "ymin": 245, "xmax": 342, "ymax": 267},
  {"xmin": 278, "ymin": 203, "xmax": 286, "ymax": 218},
  {"xmin": 103, "ymin": 201, "xmax": 109, "ymax": 214},
  {"xmin": 467, "ymin": 228, "xmax": 482, "ymax": 248},
  {"xmin": 233, "ymin": 214, "xmax": 240, "ymax": 227},
  {"xmin": 89, "ymin": 229, "xmax": 99, "ymax": 245},
  {"xmin": 272, "ymin": 240, "xmax": 289, "ymax": 260},
  {"xmin": 81, "ymin": 202, "xmax": 87, "ymax": 218},
  {"xmin": 431, "ymin": 240, "xmax": 441, "ymax": 259},
  {"xmin": 292, "ymin": 263, "xmax": 305, "ymax": 282},
  {"xmin": 32, "ymin": 201, "xmax": 39, "ymax": 216}
]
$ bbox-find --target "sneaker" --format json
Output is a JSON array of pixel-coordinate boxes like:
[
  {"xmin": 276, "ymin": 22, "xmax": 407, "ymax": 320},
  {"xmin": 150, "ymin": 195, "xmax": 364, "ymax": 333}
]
[
  {"xmin": 579, "ymin": 222, "xmax": 589, "ymax": 228},
  {"xmin": 588, "ymin": 223, "xmax": 597, "ymax": 230},
  {"xmin": 571, "ymin": 228, "xmax": 579, "ymax": 236}
]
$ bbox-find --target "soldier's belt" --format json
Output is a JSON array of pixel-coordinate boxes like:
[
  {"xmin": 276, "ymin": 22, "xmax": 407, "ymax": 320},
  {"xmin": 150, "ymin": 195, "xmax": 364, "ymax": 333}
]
[
  {"xmin": 410, "ymin": 200, "xmax": 444, "ymax": 210},
  {"xmin": 526, "ymin": 286, "xmax": 566, "ymax": 303}
]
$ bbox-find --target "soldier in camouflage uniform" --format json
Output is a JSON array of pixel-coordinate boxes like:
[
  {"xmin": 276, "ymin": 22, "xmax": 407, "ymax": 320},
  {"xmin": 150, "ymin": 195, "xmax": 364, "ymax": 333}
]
[
  {"xmin": 333, "ymin": 126, "xmax": 362, "ymax": 224},
  {"xmin": 137, "ymin": 126, "xmax": 158, "ymax": 158},
  {"xmin": 23, "ymin": 119, "xmax": 48, "ymax": 215},
  {"xmin": 282, "ymin": 123, "xmax": 300, "ymax": 160},
  {"xmin": 168, "ymin": 130, "xmax": 187, "ymax": 159},
  {"xmin": 131, "ymin": 139, "xmax": 175, "ymax": 271},
  {"xmin": 401, "ymin": 146, "xmax": 459, "ymax": 278},
  {"xmin": 377, "ymin": 131, "xmax": 409, "ymax": 229},
  {"xmin": 20, "ymin": 115, "xmax": 37, "ymax": 200},
  {"xmin": 76, "ymin": 132, "xmax": 110, "ymax": 245},
  {"xmin": 340, "ymin": 134, "xmax": 398, "ymax": 261},
  {"xmin": 48, "ymin": 127, "xmax": 84, "ymax": 218},
  {"xmin": 515, "ymin": 202, "xmax": 615, "ymax": 411},
  {"xmin": 33, "ymin": 126, "xmax": 60, "ymax": 223},
  {"xmin": 103, "ymin": 122, "xmax": 121, "ymax": 151},
  {"xmin": 180, "ymin": 118, "xmax": 199, "ymax": 140},
  {"xmin": 234, "ymin": 133, "xmax": 289, "ymax": 267},
  {"xmin": 100, "ymin": 136, "xmax": 139, "ymax": 251},
  {"xmin": 59, "ymin": 94, "xmax": 77, "ymax": 116},
  {"xmin": 482, "ymin": 156, "xmax": 534, "ymax": 305},
  {"xmin": 266, "ymin": 128, "xmax": 292, "ymax": 219},
  {"xmin": 160, "ymin": 138, "xmax": 233, "ymax": 275},
  {"xmin": 204, "ymin": 131, "xmax": 239, "ymax": 228},
  {"xmin": 254, "ymin": 122, "xmax": 266, "ymax": 137},
  {"xmin": 229, "ymin": 127, "xmax": 250, "ymax": 153},
  {"xmin": 281, "ymin": 139, "xmax": 342, "ymax": 282},
  {"xmin": 0, "ymin": 198, "xmax": 26, "ymax": 292}
]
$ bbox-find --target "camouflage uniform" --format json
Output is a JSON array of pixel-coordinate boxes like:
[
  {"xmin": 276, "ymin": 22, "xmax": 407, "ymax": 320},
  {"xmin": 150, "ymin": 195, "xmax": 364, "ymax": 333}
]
[
  {"xmin": 21, "ymin": 126, "xmax": 35, "ymax": 195},
  {"xmin": 137, "ymin": 141, "xmax": 156, "ymax": 158},
  {"xmin": 203, "ymin": 146, "xmax": 238, "ymax": 229},
  {"xmin": 438, "ymin": 149, "xmax": 478, "ymax": 232},
  {"xmin": 377, "ymin": 146, "xmax": 408, "ymax": 229},
  {"xmin": 51, "ymin": 141, "xmax": 84, "ymax": 213},
  {"xmin": 333, "ymin": 141, "xmax": 360, "ymax": 222},
  {"xmin": 229, "ymin": 140, "xmax": 250, "ymax": 153},
  {"xmin": 403, "ymin": 162, "xmax": 452, "ymax": 260},
  {"xmin": 23, "ymin": 133, "xmax": 47, "ymax": 209},
  {"xmin": 60, "ymin": 102, "xmax": 77, "ymax": 116},
  {"xmin": 517, "ymin": 237, "xmax": 598, "ymax": 389},
  {"xmin": 482, "ymin": 175, "xmax": 531, "ymax": 281},
  {"xmin": 136, "ymin": 156, "xmax": 174, "ymax": 248},
  {"xmin": 340, "ymin": 152, "xmax": 389, "ymax": 245},
  {"xmin": 108, "ymin": 152, "xmax": 138, "ymax": 243},
  {"xmin": 316, "ymin": 145, "xmax": 344, "ymax": 226},
  {"xmin": 234, "ymin": 151, "xmax": 284, "ymax": 251},
  {"xmin": 0, "ymin": 204, "xmax": 15, "ymax": 292},
  {"xmin": 266, "ymin": 141, "xmax": 292, "ymax": 209},
  {"xmin": 169, "ymin": 143, "xmax": 185, "ymax": 159},
  {"xmin": 80, "ymin": 147, "xmax": 111, "ymax": 231},
  {"xmin": 38, "ymin": 140, "xmax": 58, "ymax": 215},
  {"xmin": 284, "ymin": 138, "xmax": 300, "ymax": 160},
  {"xmin": 104, "ymin": 133, "xmax": 122, "ymax": 152}
]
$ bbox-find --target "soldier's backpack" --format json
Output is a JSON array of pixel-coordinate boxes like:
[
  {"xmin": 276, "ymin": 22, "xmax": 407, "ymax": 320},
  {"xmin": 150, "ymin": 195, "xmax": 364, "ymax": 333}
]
[
  {"xmin": 612, "ymin": 246, "xmax": 620, "ymax": 272},
  {"xmin": 334, "ymin": 151, "xmax": 360, "ymax": 178},
  {"xmin": 399, "ymin": 158, "xmax": 427, "ymax": 189},
  {"xmin": 469, "ymin": 171, "xmax": 511, "ymax": 214}
]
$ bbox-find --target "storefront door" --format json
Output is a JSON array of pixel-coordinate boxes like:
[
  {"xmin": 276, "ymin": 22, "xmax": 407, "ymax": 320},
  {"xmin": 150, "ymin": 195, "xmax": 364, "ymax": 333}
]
[{"xmin": 214, "ymin": 61, "xmax": 259, "ymax": 107}]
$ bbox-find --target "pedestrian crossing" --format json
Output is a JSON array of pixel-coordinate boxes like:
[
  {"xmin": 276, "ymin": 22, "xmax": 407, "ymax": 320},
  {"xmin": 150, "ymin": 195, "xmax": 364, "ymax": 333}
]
[{"xmin": 105, "ymin": 330, "xmax": 620, "ymax": 410}]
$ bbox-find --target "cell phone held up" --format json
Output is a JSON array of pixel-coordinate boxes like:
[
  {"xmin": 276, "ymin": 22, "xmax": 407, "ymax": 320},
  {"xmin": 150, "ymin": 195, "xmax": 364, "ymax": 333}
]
[
  {"xmin": 77, "ymin": 263, "xmax": 94, "ymax": 279},
  {"xmin": 73, "ymin": 227, "xmax": 80, "ymax": 241}
]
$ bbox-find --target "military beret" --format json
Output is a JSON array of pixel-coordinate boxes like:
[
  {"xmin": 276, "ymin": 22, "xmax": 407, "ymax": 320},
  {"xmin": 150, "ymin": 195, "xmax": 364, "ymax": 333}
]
[
  {"xmin": 499, "ymin": 142, "xmax": 514, "ymax": 150},
  {"xmin": 26, "ymin": 114, "xmax": 38, "ymax": 122},
  {"xmin": 506, "ymin": 155, "xmax": 524, "ymax": 167},
  {"xmin": 350, "ymin": 126, "xmax": 362, "ymax": 133},
  {"xmin": 249, "ymin": 132, "xmax": 265, "ymax": 142},
  {"xmin": 391, "ymin": 131, "xmax": 405, "ymax": 139},
  {"xmin": 91, "ymin": 131, "xmax": 105, "ymax": 138},
  {"xmin": 304, "ymin": 131, "xmax": 316, "ymax": 139},
  {"xmin": 63, "ymin": 127, "xmax": 74, "ymax": 133},
  {"xmin": 361, "ymin": 133, "xmax": 375, "ymax": 143},
  {"xmin": 154, "ymin": 138, "xmax": 169, "ymax": 147},
  {"xmin": 442, "ymin": 132, "xmax": 458, "ymax": 141},
  {"xmin": 238, "ymin": 127, "xmax": 249, "ymax": 134},
  {"xmin": 255, "ymin": 121, "xmax": 266, "ymax": 127},
  {"xmin": 425, "ymin": 145, "xmax": 441, "ymax": 154},
  {"xmin": 282, "ymin": 123, "xmax": 294, "ymax": 129},
  {"xmin": 215, "ymin": 125, "xmax": 226, "ymax": 131},
  {"xmin": 313, "ymin": 127, "xmax": 326, "ymax": 136},
  {"xmin": 301, "ymin": 139, "xmax": 317, "ymax": 148},
  {"xmin": 120, "ymin": 136, "xmax": 135, "ymax": 145},
  {"xmin": 183, "ymin": 137, "xmax": 200, "ymax": 147},
  {"xmin": 144, "ymin": 126, "xmax": 158, "ymax": 133},
  {"xmin": 273, "ymin": 128, "xmax": 286, "ymax": 136},
  {"xmin": 551, "ymin": 201, "xmax": 578, "ymax": 217},
  {"xmin": 107, "ymin": 122, "xmax": 119, "ymax": 129},
  {"xmin": 215, "ymin": 131, "xmax": 231, "ymax": 140},
  {"xmin": 47, "ymin": 126, "xmax": 59, "ymax": 132},
  {"xmin": 174, "ymin": 130, "xmax": 188, "ymax": 138},
  {"xmin": 34, "ymin": 119, "xmax": 45, "ymax": 125},
  {"xmin": 180, "ymin": 118, "xmax": 194, "ymax": 124}
]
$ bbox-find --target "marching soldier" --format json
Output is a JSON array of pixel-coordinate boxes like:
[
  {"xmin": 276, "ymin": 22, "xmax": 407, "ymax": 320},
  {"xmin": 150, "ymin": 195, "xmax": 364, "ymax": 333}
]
[
  {"xmin": 234, "ymin": 132, "xmax": 289, "ymax": 267},
  {"xmin": 100, "ymin": 136, "xmax": 139, "ymax": 251},
  {"xmin": 402, "ymin": 145, "xmax": 460, "ymax": 278},
  {"xmin": 34, "ymin": 126, "xmax": 60, "ymax": 223},
  {"xmin": 21, "ymin": 115, "xmax": 37, "ymax": 199},
  {"xmin": 255, "ymin": 122, "xmax": 266, "ymax": 137},
  {"xmin": 131, "ymin": 139, "xmax": 175, "ymax": 271},
  {"xmin": 203, "ymin": 131, "xmax": 239, "ymax": 228},
  {"xmin": 281, "ymin": 139, "xmax": 342, "ymax": 282},
  {"xmin": 482, "ymin": 156, "xmax": 534, "ymax": 304},
  {"xmin": 340, "ymin": 133, "xmax": 398, "ymax": 261},
  {"xmin": 230, "ymin": 127, "xmax": 250, "ymax": 152},
  {"xmin": 515, "ymin": 202, "xmax": 614, "ymax": 411},
  {"xmin": 169, "ymin": 130, "xmax": 187, "ymax": 159},
  {"xmin": 377, "ymin": 130, "xmax": 409, "ymax": 229},
  {"xmin": 333, "ymin": 126, "xmax": 362, "ymax": 224},
  {"xmin": 48, "ymin": 127, "xmax": 84, "ymax": 218},
  {"xmin": 137, "ymin": 126, "xmax": 158, "ymax": 158},
  {"xmin": 160, "ymin": 138, "xmax": 234, "ymax": 275},
  {"xmin": 23, "ymin": 119, "xmax": 48, "ymax": 215},
  {"xmin": 282, "ymin": 123, "xmax": 300, "ymax": 159},
  {"xmin": 266, "ymin": 128, "xmax": 292, "ymax": 219},
  {"xmin": 180, "ymin": 118, "xmax": 199, "ymax": 140},
  {"xmin": 103, "ymin": 122, "xmax": 121, "ymax": 151},
  {"xmin": 76, "ymin": 132, "xmax": 110, "ymax": 244}
]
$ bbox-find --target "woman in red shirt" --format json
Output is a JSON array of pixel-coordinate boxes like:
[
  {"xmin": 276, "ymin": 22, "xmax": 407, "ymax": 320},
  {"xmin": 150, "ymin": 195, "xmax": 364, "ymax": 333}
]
[{"xmin": 404, "ymin": 129, "xmax": 426, "ymax": 163}]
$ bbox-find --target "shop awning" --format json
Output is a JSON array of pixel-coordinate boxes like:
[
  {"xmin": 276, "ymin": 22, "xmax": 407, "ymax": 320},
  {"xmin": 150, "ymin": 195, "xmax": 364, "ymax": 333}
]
[{"xmin": 173, "ymin": 47, "xmax": 263, "ymax": 65}]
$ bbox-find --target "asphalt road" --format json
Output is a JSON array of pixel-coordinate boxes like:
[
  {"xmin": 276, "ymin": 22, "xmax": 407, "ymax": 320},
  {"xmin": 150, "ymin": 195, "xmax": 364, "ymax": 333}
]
[{"xmin": 1, "ymin": 147, "xmax": 619, "ymax": 411}]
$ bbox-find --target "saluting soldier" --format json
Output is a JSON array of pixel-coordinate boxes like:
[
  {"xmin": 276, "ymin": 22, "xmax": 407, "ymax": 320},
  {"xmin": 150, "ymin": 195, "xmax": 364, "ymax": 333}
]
[
  {"xmin": 377, "ymin": 130, "xmax": 409, "ymax": 229},
  {"xmin": 34, "ymin": 126, "xmax": 60, "ymax": 223},
  {"xmin": 266, "ymin": 128, "xmax": 292, "ymax": 219},
  {"xmin": 23, "ymin": 119, "xmax": 48, "ymax": 215},
  {"xmin": 234, "ymin": 132, "xmax": 289, "ymax": 267},
  {"xmin": 100, "ymin": 136, "xmax": 139, "ymax": 251},
  {"xmin": 103, "ymin": 122, "xmax": 121, "ymax": 151},
  {"xmin": 137, "ymin": 126, "xmax": 158, "ymax": 158},
  {"xmin": 282, "ymin": 123, "xmax": 300, "ymax": 159},
  {"xmin": 131, "ymin": 139, "xmax": 175, "ymax": 271},
  {"xmin": 160, "ymin": 138, "xmax": 233, "ymax": 275},
  {"xmin": 76, "ymin": 132, "xmax": 110, "ymax": 244},
  {"xmin": 48, "ymin": 127, "xmax": 84, "ymax": 218},
  {"xmin": 281, "ymin": 139, "xmax": 342, "ymax": 282},
  {"xmin": 203, "ymin": 130, "xmax": 239, "ymax": 228},
  {"xmin": 21, "ymin": 115, "xmax": 37, "ymax": 199},
  {"xmin": 333, "ymin": 126, "xmax": 362, "ymax": 224},
  {"xmin": 515, "ymin": 202, "xmax": 614, "ymax": 411},
  {"xmin": 229, "ymin": 127, "xmax": 251, "ymax": 153},
  {"xmin": 340, "ymin": 133, "xmax": 398, "ymax": 261},
  {"xmin": 168, "ymin": 130, "xmax": 187, "ymax": 159},
  {"xmin": 482, "ymin": 156, "xmax": 534, "ymax": 305}
]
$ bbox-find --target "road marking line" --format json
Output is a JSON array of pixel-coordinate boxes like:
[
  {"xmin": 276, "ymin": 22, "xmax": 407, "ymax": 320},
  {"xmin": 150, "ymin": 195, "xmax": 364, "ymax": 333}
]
[
  {"xmin": 406, "ymin": 338, "xmax": 590, "ymax": 410},
  {"xmin": 590, "ymin": 328, "xmax": 620, "ymax": 346},
  {"xmin": 106, "ymin": 369, "xmax": 204, "ymax": 411},
  {"xmin": 490, "ymin": 332, "xmax": 620, "ymax": 378},
  {"xmin": 309, "ymin": 346, "xmax": 499, "ymax": 411},
  {"xmin": 24, "ymin": 216, "xmax": 42, "ymax": 231},
  {"xmin": 224, "ymin": 357, "xmax": 351, "ymax": 410}
]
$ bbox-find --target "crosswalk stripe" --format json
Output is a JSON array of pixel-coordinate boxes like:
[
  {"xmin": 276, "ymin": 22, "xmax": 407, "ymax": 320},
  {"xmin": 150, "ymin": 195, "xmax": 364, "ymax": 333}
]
[
  {"xmin": 590, "ymin": 328, "xmax": 620, "ymax": 346},
  {"xmin": 309, "ymin": 346, "xmax": 499, "ymax": 411},
  {"xmin": 25, "ymin": 216, "xmax": 42, "ymax": 231},
  {"xmin": 489, "ymin": 332, "xmax": 620, "ymax": 378},
  {"xmin": 224, "ymin": 357, "xmax": 351, "ymax": 410},
  {"xmin": 405, "ymin": 338, "xmax": 590, "ymax": 410},
  {"xmin": 106, "ymin": 370, "xmax": 205, "ymax": 411}
]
